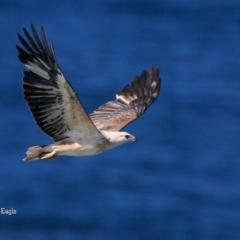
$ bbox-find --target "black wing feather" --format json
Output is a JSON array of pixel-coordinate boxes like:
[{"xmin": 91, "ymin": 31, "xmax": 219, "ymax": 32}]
[{"xmin": 17, "ymin": 24, "xmax": 102, "ymax": 141}]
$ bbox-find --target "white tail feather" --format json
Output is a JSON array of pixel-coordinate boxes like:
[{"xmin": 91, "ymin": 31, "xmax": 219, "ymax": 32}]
[{"xmin": 23, "ymin": 146, "xmax": 43, "ymax": 162}]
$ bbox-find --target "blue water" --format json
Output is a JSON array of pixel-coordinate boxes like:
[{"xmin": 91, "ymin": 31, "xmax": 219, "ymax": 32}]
[{"xmin": 0, "ymin": 0, "xmax": 240, "ymax": 239}]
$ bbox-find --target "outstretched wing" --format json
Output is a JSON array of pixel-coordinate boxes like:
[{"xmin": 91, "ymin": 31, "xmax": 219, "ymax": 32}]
[
  {"xmin": 89, "ymin": 67, "xmax": 161, "ymax": 131},
  {"xmin": 17, "ymin": 24, "xmax": 103, "ymax": 141}
]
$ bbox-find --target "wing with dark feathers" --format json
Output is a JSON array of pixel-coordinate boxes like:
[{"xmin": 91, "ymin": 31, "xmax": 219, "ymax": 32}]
[
  {"xmin": 89, "ymin": 67, "xmax": 161, "ymax": 131},
  {"xmin": 17, "ymin": 24, "xmax": 102, "ymax": 141}
]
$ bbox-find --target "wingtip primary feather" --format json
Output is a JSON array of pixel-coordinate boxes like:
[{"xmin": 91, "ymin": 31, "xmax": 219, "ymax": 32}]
[{"xmin": 118, "ymin": 66, "xmax": 161, "ymax": 104}]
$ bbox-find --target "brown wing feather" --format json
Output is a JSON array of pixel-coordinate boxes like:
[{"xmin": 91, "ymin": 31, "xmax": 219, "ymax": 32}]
[
  {"xmin": 17, "ymin": 24, "xmax": 102, "ymax": 141},
  {"xmin": 90, "ymin": 67, "xmax": 161, "ymax": 131}
]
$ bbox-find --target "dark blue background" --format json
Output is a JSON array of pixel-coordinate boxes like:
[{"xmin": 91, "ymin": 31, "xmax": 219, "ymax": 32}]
[{"xmin": 0, "ymin": 0, "xmax": 240, "ymax": 239}]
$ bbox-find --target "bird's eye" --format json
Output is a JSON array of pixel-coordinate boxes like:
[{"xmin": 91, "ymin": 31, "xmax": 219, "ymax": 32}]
[{"xmin": 125, "ymin": 135, "xmax": 130, "ymax": 139}]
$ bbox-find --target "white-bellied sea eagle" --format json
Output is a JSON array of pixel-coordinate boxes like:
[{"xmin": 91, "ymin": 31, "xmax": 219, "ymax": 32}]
[{"xmin": 16, "ymin": 24, "xmax": 161, "ymax": 162}]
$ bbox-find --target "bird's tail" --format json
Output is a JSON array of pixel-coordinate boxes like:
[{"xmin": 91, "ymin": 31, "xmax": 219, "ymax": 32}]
[{"xmin": 23, "ymin": 146, "xmax": 44, "ymax": 161}]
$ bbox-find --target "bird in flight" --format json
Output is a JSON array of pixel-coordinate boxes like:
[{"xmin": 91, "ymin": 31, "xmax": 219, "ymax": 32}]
[{"xmin": 17, "ymin": 24, "xmax": 161, "ymax": 162}]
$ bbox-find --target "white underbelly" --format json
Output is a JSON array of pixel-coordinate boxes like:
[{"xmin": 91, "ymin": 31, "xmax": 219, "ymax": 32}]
[
  {"xmin": 48, "ymin": 138, "xmax": 113, "ymax": 157},
  {"xmin": 57, "ymin": 148, "xmax": 101, "ymax": 156}
]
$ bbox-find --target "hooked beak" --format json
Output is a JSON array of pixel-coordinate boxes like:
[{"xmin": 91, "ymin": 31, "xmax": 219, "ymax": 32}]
[{"xmin": 132, "ymin": 136, "xmax": 138, "ymax": 142}]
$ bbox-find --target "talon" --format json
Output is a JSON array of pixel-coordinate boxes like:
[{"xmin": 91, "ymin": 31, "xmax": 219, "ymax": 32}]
[{"xmin": 39, "ymin": 151, "xmax": 58, "ymax": 160}]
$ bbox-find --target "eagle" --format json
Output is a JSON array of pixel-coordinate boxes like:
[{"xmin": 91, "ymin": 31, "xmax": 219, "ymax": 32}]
[{"xmin": 16, "ymin": 24, "xmax": 161, "ymax": 162}]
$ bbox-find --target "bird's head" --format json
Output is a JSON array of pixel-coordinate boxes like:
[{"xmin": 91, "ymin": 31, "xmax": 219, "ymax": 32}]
[{"xmin": 102, "ymin": 131, "xmax": 137, "ymax": 145}]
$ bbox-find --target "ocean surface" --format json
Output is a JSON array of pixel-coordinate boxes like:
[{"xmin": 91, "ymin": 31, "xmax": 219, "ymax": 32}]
[{"xmin": 0, "ymin": 0, "xmax": 240, "ymax": 239}]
